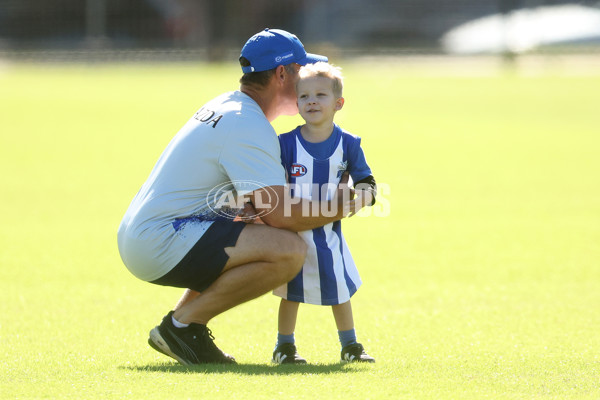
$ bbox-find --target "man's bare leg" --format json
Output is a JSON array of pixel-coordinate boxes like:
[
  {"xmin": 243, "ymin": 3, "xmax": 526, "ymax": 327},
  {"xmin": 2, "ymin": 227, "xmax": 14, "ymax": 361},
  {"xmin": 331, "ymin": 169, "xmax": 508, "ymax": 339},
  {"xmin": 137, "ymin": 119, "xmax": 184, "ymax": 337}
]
[
  {"xmin": 174, "ymin": 289, "xmax": 200, "ymax": 311},
  {"xmin": 173, "ymin": 224, "xmax": 306, "ymax": 325}
]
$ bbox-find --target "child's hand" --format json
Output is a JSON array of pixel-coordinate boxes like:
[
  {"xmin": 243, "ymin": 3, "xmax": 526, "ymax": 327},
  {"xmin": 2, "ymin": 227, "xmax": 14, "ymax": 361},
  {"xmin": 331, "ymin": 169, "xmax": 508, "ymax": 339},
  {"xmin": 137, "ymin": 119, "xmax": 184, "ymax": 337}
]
[{"xmin": 344, "ymin": 190, "xmax": 374, "ymax": 218}]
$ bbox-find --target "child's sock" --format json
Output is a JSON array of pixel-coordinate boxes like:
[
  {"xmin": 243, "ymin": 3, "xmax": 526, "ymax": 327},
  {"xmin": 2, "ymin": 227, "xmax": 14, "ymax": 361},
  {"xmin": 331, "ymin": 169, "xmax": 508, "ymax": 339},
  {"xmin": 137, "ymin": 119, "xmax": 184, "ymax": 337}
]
[
  {"xmin": 171, "ymin": 315, "xmax": 189, "ymax": 328},
  {"xmin": 276, "ymin": 332, "xmax": 295, "ymax": 347},
  {"xmin": 338, "ymin": 328, "xmax": 357, "ymax": 348}
]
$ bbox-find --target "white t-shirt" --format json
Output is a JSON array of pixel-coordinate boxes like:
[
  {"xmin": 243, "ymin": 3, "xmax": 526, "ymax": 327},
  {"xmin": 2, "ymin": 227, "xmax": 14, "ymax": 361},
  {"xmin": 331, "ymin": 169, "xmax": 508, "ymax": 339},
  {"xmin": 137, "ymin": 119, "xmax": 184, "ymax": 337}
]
[{"xmin": 117, "ymin": 91, "xmax": 286, "ymax": 281}]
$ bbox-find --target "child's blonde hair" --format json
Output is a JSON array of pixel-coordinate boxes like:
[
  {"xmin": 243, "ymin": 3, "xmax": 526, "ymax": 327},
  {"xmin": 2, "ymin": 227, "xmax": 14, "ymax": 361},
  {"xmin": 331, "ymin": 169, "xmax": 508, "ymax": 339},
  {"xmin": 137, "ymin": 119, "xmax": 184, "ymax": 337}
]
[{"xmin": 297, "ymin": 62, "xmax": 344, "ymax": 98}]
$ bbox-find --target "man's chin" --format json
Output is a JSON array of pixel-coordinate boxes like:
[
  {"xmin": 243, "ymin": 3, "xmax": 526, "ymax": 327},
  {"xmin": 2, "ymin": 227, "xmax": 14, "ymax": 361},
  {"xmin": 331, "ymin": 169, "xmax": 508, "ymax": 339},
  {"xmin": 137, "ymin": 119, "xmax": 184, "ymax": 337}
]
[{"xmin": 283, "ymin": 108, "xmax": 300, "ymax": 117}]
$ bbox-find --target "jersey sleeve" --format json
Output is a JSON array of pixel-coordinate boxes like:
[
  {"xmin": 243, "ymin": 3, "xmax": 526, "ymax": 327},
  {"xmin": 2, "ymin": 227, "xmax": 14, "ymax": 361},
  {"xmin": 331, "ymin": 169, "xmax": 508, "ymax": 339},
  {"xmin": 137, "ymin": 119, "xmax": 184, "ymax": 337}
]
[
  {"xmin": 345, "ymin": 135, "xmax": 373, "ymax": 183},
  {"xmin": 278, "ymin": 134, "xmax": 291, "ymax": 182},
  {"xmin": 219, "ymin": 121, "xmax": 286, "ymax": 197},
  {"xmin": 278, "ymin": 134, "xmax": 288, "ymax": 167}
]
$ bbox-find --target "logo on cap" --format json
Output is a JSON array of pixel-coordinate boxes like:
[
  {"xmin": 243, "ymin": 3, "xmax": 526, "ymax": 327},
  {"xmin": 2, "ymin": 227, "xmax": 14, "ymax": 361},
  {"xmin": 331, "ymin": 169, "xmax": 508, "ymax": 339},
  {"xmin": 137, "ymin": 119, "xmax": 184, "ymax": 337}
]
[{"xmin": 275, "ymin": 52, "xmax": 295, "ymax": 63}]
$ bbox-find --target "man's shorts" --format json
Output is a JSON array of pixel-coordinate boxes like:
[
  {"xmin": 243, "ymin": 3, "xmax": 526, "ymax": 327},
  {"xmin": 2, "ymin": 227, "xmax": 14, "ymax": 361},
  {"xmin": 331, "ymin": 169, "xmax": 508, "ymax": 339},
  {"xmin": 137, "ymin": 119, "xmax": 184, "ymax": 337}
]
[{"xmin": 150, "ymin": 220, "xmax": 246, "ymax": 292}]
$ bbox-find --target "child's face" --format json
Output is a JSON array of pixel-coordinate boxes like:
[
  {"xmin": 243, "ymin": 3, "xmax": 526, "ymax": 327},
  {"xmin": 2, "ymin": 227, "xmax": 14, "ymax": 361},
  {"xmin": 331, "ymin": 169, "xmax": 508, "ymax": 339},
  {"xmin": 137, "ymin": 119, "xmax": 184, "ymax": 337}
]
[{"xmin": 296, "ymin": 76, "xmax": 343, "ymax": 127}]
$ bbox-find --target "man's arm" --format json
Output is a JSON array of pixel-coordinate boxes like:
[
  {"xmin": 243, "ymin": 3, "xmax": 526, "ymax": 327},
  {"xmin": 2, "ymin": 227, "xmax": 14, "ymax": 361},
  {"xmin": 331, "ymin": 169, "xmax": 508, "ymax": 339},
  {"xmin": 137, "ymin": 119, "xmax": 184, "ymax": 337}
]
[{"xmin": 247, "ymin": 185, "xmax": 351, "ymax": 232}]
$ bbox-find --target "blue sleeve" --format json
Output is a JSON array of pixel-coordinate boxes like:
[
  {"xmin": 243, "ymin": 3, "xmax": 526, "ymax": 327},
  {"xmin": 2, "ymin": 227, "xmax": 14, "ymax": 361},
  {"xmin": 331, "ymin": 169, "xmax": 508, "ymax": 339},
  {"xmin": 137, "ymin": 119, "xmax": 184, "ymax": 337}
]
[
  {"xmin": 346, "ymin": 136, "xmax": 372, "ymax": 183},
  {"xmin": 278, "ymin": 134, "xmax": 287, "ymax": 167},
  {"xmin": 278, "ymin": 131, "xmax": 297, "ymax": 182}
]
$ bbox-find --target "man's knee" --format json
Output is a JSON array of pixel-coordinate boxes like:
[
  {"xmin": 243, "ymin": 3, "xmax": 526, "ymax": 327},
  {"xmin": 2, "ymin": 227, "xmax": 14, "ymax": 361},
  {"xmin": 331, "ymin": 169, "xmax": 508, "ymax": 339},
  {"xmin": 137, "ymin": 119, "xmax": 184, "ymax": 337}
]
[
  {"xmin": 224, "ymin": 224, "xmax": 306, "ymax": 275},
  {"xmin": 255, "ymin": 229, "xmax": 304, "ymax": 284},
  {"xmin": 254, "ymin": 229, "xmax": 306, "ymax": 283},
  {"xmin": 278, "ymin": 233, "xmax": 307, "ymax": 275}
]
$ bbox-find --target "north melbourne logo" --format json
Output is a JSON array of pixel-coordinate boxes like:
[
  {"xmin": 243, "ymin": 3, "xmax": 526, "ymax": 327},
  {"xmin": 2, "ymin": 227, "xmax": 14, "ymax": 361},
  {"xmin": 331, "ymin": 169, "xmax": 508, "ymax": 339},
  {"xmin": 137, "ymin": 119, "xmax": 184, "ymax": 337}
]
[{"xmin": 337, "ymin": 161, "xmax": 348, "ymax": 178}]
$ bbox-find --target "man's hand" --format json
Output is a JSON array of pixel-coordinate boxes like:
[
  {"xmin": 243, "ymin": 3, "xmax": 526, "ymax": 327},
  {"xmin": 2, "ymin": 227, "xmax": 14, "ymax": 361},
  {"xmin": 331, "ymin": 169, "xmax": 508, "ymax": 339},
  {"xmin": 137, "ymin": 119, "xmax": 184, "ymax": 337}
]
[{"xmin": 236, "ymin": 202, "xmax": 264, "ymax": 224}]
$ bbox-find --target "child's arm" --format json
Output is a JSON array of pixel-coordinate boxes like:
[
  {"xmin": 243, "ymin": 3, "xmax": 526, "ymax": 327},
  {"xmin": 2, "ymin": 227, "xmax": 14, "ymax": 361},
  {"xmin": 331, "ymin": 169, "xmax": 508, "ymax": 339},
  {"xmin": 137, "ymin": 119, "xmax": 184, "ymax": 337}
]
[{"xmin": 345, "ymin": 175, "xmax": 377, "ymax": 217}]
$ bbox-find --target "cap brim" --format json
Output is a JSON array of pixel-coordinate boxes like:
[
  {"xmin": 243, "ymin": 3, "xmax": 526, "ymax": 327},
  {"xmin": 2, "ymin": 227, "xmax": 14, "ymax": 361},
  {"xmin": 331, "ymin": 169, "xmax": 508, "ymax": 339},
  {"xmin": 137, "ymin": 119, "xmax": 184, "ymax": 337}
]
[{"xmin": 297, "ymin": 53, "xmax": 328, "ymax": 65}]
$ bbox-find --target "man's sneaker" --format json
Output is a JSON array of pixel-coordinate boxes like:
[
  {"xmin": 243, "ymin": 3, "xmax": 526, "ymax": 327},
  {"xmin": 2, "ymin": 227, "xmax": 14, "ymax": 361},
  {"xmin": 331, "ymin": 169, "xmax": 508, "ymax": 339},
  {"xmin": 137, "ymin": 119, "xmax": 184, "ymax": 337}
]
[
  {"xmin": 272, "ymin": 343, "xmax": 307, "ymax": 364},
  {"xmin": 148, "ymin": 311, "xmax": 235, "ymax": 365},
  {"xmin": 340, "ymin": 343, "xmax": 375, "ymax": 363}
]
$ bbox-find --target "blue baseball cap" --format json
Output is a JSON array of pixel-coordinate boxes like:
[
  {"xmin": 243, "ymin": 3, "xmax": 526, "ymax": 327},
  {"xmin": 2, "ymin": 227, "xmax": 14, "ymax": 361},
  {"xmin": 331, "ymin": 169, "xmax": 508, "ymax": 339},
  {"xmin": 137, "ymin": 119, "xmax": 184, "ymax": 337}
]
[{"xmin": 240, "ymin": 28, "xmax": 328, "ymax": 73}]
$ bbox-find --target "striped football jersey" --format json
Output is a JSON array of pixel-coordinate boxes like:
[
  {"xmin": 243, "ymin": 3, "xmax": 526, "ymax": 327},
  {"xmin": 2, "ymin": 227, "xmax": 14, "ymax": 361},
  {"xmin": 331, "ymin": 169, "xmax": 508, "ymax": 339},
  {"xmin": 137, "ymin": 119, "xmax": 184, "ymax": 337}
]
[{"xmin": 273, "ymin": 124, "xmax": 372, "ymax": 305}]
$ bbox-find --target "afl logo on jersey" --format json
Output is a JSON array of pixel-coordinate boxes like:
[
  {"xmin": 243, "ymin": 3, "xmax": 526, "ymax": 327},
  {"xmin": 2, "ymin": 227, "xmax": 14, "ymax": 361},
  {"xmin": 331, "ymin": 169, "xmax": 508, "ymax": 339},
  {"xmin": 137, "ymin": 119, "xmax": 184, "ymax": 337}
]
[{"xmin": 290, "ymin": 163, "xmax": 307, "ymax": 177}]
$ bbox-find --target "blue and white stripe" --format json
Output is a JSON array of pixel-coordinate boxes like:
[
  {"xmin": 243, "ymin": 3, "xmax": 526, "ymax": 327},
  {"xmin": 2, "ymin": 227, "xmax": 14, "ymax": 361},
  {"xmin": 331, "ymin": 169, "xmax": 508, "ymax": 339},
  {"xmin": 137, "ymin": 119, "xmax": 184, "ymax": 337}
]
[{"xmin": 274, "ymin": 128, "xmax": 362, "ymax": 305}]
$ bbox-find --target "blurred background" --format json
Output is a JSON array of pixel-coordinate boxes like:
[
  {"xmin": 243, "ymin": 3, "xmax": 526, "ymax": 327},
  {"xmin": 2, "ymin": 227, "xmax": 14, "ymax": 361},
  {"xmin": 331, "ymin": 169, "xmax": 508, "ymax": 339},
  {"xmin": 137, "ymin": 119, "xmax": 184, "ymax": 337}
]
[
  {"xmin": 1, "ymin": 3, "xmax": 599, "ymax": 397},
  {"xmin": 1, "ymin": 0, "xmax": 600, "ymax": 62}
]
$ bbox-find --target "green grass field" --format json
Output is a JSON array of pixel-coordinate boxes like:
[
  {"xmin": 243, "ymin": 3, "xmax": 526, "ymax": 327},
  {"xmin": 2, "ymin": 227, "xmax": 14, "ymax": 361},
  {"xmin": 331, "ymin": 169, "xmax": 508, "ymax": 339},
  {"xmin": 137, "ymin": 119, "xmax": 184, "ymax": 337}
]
[{"xmin": 1, "ymin": 59, "xmax": 599, "ymax": 399}]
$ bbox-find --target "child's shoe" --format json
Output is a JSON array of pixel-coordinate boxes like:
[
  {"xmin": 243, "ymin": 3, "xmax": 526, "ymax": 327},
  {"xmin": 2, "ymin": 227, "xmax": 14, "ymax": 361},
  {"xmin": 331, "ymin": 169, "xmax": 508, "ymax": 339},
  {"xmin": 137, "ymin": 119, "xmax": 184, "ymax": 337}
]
[
  {"xmin": 340, "ymin": 343, "xmax": 375, "ymax": 363},
  {"xmin": 272, "ymin": 343, "xmax": 307, "ymax": 364}
]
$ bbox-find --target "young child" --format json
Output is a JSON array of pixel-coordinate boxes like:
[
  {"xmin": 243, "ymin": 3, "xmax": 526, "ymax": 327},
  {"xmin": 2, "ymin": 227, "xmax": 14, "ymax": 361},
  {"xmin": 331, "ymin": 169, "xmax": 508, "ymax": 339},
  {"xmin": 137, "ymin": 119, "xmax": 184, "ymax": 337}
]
[{"xmin": 272, "ymin": 62, "xmax": 377, "ymax": 364}]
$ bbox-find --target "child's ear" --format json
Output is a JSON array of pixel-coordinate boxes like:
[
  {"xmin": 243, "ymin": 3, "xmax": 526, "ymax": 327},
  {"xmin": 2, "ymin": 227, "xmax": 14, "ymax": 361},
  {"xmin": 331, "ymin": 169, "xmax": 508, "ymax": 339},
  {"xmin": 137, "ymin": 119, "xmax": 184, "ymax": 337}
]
[{"xmin": 335, "ymin": 97, "xmax": 345, "ymax": 111}]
